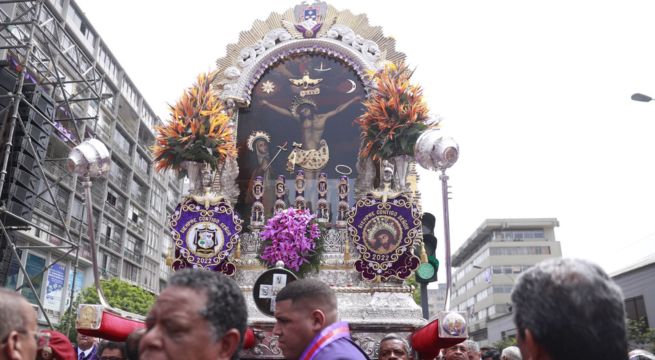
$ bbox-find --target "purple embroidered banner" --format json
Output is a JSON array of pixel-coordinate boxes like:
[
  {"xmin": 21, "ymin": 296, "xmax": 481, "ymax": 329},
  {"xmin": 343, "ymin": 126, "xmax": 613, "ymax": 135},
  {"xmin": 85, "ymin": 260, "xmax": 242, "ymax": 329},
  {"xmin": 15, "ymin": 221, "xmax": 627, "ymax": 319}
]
[
  {"xmin": 169, "ymin": 198, "xmax": 242, "ymax": 275},
  {"xmin": 349, "ymin": 194, "xmax": 421, "ymax": 281}
]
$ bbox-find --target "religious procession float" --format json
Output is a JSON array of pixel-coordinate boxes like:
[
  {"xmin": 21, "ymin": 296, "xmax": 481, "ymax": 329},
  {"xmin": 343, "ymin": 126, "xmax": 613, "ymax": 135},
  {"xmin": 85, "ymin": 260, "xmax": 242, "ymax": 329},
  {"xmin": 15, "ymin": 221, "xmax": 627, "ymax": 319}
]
[{"xmin": 75, "ymin": 2, "xmax": 467, "ymax": 358}]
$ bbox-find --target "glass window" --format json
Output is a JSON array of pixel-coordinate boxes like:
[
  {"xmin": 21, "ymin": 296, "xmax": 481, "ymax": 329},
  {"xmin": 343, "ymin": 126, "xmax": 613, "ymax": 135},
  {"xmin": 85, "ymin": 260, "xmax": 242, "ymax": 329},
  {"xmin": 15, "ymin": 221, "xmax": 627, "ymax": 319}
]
[
  {"xmin": 142, "ymin": 259, "xmax": 158, "ymax": 292},
  {"xmin": 489, "ymin": 246, "xmax": 551, "ymax": 256},
  {"xmin": 625, "ymin": 296, "xmax": 649, "ymax": 327},
  {"xmin": 112, "ymin": 130, "xmax": 131, "ymax": 155},
  {"xmin": 150, "ymin": 185, "xmax": 164, "ymax": 218},
  {"xmin": 134, "ymin": 151, "xmax": 149, "ymax": 176},
  {"xmin": 145, "ymin": 221, "xmax": 159, "ymax": 258},
  {"xmin": 122, "ymin": 262, "xmax": 140, "ymax": 283},
  {"xmin": 21, "ymin": 254, "xmax": 46, "ymax": 304},
  {"xmin": 4, "ymin": 250, "xmax": 23, "ymax": 289}
]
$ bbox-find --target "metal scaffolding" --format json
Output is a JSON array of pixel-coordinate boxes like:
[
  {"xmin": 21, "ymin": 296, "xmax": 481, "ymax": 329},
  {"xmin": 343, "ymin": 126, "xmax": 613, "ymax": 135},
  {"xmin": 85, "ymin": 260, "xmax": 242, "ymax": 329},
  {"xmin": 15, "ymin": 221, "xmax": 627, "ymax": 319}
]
[{"xmin": 0, "ymin": 0, "xmax": 107, "ymax": 328}]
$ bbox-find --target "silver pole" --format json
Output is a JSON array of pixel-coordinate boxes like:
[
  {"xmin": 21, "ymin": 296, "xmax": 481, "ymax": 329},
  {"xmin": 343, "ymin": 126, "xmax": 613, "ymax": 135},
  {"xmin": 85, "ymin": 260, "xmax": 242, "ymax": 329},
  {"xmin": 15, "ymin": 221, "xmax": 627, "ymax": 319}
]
[
  {"xmin": 441, "ymin": 170, "xmax": 453, "ymax": 311},
  {"xmin": 82, "ymin": 176, "xmax": 108, "ymax": 307}
]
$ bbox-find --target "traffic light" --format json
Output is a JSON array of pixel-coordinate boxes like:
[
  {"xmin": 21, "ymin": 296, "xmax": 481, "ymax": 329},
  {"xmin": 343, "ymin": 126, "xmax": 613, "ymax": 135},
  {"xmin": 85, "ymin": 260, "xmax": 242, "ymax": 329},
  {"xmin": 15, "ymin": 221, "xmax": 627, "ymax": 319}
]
[{"xmin": 415, "ymin": 212, "xmax": 439, "ymax": 283}]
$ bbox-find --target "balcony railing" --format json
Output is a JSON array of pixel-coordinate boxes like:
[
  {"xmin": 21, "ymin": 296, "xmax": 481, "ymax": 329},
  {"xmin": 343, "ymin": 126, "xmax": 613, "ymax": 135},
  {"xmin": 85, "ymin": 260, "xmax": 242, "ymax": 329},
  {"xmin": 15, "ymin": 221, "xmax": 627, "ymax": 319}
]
[
  {"xmin": 99, "ymin": 266, "xmax": 119, "ymax": 278},
  {"xmin": 95, "ymin": 123, "xmax": 113, "ymax": 143},
  {"xmin": 100, "ymin": 235, "xmax": 122, "ymax": 254},
  {"xmin": 80, "ymin": 241, "xmax": 92, "ymax": 260},
  {"xmin": 123, "ymin": 248, "xmax": 143, "ymax": 264},
  {"xmin": 111, "ymin": 144, "xmax": 131, "ymax": 162},
  {"xmin": 34, "ymin": 198, "xmax": 56, "ymax": 216},
  {"xmin": 43, "ymin": 162, "xmax": 74, "ymax": 188},
  {"xmin": 108, "ymin": 172, "xmax": 129, "ymax": 189},
  {"xmin": 127, "ymin": 220, "xmax": 145, "ymax": 237},
  {"xmin": 131, "ymin": 193, "xmax": 148, "ymax": 210},
  {"xmin": 104, "ymin": 203, "xmax": 125, "ymax": 222}
]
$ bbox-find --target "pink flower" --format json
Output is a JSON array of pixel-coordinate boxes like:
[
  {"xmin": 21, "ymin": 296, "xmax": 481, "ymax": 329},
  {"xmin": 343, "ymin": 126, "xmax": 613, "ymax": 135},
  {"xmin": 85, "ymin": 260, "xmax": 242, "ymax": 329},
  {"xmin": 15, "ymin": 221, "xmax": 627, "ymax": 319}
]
[{"xmin": 259, "ymin": 208, "xmax": 321, "ymax": 272}]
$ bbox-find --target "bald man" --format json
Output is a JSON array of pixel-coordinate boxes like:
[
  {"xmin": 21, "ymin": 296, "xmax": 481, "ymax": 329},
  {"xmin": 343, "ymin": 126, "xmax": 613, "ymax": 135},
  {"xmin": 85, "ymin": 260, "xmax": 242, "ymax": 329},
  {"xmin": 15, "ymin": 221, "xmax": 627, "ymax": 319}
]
[
  {"xmin": 0, "ymin": 288, "xmax": 39, "ymax": 360},
  {"xmin": 273, "ymin": 279, "xmax": 369, "ymax": 360}
]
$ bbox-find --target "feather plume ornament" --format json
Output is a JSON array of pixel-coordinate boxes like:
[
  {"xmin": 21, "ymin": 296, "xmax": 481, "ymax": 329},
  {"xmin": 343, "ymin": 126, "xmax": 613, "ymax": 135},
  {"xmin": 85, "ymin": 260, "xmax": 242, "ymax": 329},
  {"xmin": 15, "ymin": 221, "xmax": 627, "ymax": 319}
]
[
  {"xmin": 152, "ymin": 71, "xmax": 237, "ymax": 177},
  {"xmin": 355, "ymin": 61, "xmax": 434, "ymax": 161}
]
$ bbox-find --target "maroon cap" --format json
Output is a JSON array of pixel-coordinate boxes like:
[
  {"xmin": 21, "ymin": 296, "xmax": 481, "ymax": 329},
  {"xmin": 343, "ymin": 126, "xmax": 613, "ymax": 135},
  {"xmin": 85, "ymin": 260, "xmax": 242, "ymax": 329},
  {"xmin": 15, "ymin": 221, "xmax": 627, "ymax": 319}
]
[{"xmin": 38, "ymin": 330, "xmax": 76, "ymax": 360}]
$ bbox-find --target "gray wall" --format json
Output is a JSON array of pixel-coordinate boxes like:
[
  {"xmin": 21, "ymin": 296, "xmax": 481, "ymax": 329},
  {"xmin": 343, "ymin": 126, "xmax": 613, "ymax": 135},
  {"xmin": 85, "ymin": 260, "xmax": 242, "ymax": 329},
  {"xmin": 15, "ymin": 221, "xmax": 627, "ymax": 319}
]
[{"xmin": 613, "ymin": 263, "xmax": 655, "ymax": 327}]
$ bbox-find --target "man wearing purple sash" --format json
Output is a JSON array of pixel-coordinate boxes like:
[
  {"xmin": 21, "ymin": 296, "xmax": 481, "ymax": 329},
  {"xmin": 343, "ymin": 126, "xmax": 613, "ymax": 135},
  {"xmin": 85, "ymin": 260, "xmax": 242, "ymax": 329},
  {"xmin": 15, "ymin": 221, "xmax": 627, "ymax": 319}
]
[{"xmin": 274, "ymin": 279, "xmax": 369, "ymax": 360}]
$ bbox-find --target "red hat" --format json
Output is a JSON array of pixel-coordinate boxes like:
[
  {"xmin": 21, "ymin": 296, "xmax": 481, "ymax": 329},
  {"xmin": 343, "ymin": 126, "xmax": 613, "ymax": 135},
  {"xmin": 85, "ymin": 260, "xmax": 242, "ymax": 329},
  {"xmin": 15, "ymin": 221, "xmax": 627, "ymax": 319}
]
[{"xmin": 38, "ymin": 330, "xmax": 76, "ymax": 360}]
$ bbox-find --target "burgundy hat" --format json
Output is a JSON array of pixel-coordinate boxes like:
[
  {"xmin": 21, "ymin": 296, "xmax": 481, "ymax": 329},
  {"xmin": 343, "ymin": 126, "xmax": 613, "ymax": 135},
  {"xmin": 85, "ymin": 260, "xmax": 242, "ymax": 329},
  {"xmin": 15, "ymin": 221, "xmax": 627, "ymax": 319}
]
[{"xmin": 38, "ymin": 330, "xmax": 76, "ymax": 360}]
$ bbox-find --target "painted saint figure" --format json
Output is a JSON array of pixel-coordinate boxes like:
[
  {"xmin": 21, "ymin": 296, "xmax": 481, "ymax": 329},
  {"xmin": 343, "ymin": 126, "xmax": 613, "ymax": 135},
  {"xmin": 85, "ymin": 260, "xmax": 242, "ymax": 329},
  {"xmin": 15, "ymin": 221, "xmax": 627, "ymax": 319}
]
[
  {"xmin": 336, "ymin": 176, "xmax": 349, "ymax": 229},
  {"xmin": 251, "ymin": 176, "xmax": 265, "ymax": 228},
  {"xmin": 274, "ymin": 175, "xmax": 287, "ymax": 213},
  {"xmin": 294, "ymin": 170, "xmax": 306, "ymax": 210},
  {"xmin": 316, "ymin": 172, "xmax": 329, "ymax": 223}
]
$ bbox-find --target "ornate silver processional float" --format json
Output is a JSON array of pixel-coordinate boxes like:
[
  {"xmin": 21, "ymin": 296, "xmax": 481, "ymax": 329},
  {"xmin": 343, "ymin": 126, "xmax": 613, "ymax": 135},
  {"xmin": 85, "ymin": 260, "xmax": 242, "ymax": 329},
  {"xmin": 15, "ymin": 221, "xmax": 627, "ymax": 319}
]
[{"xmin": 149, "ymin": 2, "xmax": 466, "ymax": 359}]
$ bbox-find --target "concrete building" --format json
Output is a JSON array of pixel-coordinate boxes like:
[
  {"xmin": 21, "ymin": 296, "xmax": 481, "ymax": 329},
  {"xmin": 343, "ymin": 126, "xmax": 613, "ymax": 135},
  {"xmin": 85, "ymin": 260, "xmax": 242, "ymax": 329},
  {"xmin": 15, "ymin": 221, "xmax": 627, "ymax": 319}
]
[
  {"xmin": 612, "ymin": 253, "xmax": 655, "ymax": 328},
  {"xmin": 450, "ymin": 218, "xmax": 561, "ymax": 345},
  {"xmin": 0, "ymin": 0, "xmax": 181, "ymax": 326},
  {"xmin": 427, "ymin": 283, "xmax": 447, "ymax": 319}
]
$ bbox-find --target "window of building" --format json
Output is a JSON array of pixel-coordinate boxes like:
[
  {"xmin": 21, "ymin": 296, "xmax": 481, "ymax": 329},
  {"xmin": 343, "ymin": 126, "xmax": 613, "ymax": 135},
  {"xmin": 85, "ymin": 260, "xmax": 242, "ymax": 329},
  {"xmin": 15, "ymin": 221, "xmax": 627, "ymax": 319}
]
[
  {"xmin": 150, "ymin": 185, "xmax": 164, "ymax": 218},
  {"xmin": 128, "ymin": 204, "xmax": 144, "ymax": 230},
  {"xmin": 475, "ymin": 288, "xmax": 489, "ymax": 302},
  {"xmin": 121, "ymin": 80, "xmax": 139, "ymax": 111},
  {"xmin": 100, "ymin": 251, "xmax": 119, "ymax": 277},
  {"xmin": 489, "ymin": 246, "xmax": 551, "ymax": 256},
  {"xmin": 131, "ymin": 179, "xmax": 148, "ymax": 208},
  {"xmin": 106, "ymin": 191, "xmax": 117, "ymax": 207},
  {"xmin": 134, "ymin": 151, "xmax": 149, "ymax": 176},
  {"xmin": 492, "ymin": 285, "xmax": 514, "ymax": 294},
  {"xmin": 145, "ymin": 221, "xmax": 159, "ymax": 259},
  {"xmin": 21, "ymin": 253, "xmax": 46, "ymax": 304},
  {"xmin": 122, "ymin": 262, "xmax": 140, "ymax": 284},
  {"xmin": 106, "ymin": 188, "xmax": 127, "ymax": 216},
  {"xmin": 625, "ymin": 296, "xmax": 649, "ymax": 327},
  {"xmin": 493, "ymin": 230, "xmax": 545, "ymax": 242},
  {"xmin": 112, "ymin": 130, "xmax": 131, "ymax": 156},
  {"xmin": 142, "ymin": 259, "xmax": 158, "ymax": 292},
  {"xmin": 109, "ymin": 158, "xmax": 128, "ymax": 187}
]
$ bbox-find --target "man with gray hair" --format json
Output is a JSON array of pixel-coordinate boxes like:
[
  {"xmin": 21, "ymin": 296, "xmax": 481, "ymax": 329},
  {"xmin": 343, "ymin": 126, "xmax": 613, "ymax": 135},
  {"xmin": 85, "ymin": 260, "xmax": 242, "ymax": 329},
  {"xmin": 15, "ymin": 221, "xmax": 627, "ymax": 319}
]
[
  {"xmin": 0, "ymin": 288, "xmax": 39, "ymax": 360},
  {"xmin": 511, "ymin": 258, "xmax": 627, "ymax": 360},
  {"xmin": 464, "ymin": 340, "xmax": 481, "ymax": 360},
  {"xmin": 139, "ymin": 269, "xmax": 248, "ymax": 360},
  {"xmin": 500, "ymin": 346, "xmax": 521, "ymax": 360},
  {"xmin": 378, "ymin": 333, "xmax": 410, "ymax": 360}
]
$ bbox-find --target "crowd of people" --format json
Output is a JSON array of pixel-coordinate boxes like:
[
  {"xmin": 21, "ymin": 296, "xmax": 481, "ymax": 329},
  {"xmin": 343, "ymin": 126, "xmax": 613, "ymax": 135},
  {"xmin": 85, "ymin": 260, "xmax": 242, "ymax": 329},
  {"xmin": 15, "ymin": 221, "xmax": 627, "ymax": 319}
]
[{"xmin": 0, "ymin": 258, "xmax": 653, "ymax": 360}]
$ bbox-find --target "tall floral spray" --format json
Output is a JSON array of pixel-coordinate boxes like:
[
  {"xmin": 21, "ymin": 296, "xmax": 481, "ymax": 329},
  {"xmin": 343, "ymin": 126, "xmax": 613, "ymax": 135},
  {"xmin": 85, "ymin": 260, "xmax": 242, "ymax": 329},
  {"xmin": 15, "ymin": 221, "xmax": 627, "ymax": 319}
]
[
  {"xmin": 258, "ymin": 208, "xmax": 324, "ymax": 276},
  {"xmin": 356, "ymin": 61, "xmax": 434, "ymax": 160},
  {"xmin": 152, "ymin": 71, "xmax": 236, "ymax": 177}
]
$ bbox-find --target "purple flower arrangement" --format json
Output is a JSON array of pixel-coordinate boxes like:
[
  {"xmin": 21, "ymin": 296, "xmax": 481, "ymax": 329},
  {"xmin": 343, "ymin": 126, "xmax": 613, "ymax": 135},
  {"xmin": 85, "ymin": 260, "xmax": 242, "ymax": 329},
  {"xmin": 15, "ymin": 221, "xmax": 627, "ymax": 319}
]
[{"xmin": 259, "ymin": 208, "xmax": 323, "ymax": 275}]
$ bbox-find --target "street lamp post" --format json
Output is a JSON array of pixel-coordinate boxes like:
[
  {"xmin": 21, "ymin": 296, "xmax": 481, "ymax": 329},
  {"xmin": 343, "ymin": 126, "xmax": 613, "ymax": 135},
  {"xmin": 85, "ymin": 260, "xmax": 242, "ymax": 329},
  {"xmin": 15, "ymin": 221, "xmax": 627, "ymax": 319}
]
[
  {"xmin": 415, "ymin": 129, "xmax": 459, "ymax": 311},
  {"xmin": 631, "ymin": 93, "xmax": 653, "ymax": 102}
]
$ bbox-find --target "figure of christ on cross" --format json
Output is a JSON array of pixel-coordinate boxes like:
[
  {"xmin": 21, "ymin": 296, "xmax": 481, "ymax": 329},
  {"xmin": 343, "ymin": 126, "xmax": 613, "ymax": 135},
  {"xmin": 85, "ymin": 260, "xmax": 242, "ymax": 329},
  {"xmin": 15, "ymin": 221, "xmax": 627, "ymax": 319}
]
[{"xmin": 261, "ymin": 95, "xmax": 362, "ymax": 180}]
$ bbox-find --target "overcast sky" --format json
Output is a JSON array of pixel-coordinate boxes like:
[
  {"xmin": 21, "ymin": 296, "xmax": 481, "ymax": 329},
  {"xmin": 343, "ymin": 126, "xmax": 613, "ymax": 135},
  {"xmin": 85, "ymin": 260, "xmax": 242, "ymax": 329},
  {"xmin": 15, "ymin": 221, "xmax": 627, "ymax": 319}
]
[{"xmin": 75, "ymin": 0, "xmax": 655, "ymax": 279}]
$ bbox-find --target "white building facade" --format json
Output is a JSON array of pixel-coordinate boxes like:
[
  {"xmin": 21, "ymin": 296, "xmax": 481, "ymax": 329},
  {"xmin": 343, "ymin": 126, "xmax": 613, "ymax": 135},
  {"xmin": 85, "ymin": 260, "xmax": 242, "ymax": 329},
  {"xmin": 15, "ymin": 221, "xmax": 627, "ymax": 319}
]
[{"xmin": 450, "ymin": 218, "xmax": 562, "ymax": 345}]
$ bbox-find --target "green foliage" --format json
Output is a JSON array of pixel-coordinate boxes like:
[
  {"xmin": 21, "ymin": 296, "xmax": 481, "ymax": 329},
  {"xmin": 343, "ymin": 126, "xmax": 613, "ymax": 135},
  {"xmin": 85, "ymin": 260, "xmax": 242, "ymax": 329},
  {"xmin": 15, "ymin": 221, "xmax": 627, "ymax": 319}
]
[
  {"xmin": 56, "ymin": 297, "xmax": 80, "ymax": 343},
  {"xmin": 405, "ymin": 276, "xmax": 420, "ymax": 305},
  {"xmin": 492, "ymin": 337, "xmax": 517, "ymax": 352},
  {"xmin": 55, "ymin": 278, "xmax": 156, "ymax": 343},
  {"xmin": 85, "ymin": 278, "xmax": 156, "ymax": 315},
  {"xmin": 628, "ymin": 318, "xmax": 655, "ymax": 352}
]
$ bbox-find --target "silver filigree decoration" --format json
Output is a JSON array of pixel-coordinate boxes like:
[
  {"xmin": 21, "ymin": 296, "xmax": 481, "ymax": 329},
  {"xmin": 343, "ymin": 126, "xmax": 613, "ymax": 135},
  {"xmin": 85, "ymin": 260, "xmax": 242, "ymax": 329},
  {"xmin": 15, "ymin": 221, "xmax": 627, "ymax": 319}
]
[{"xmin": 224, "ymin": 66, "xmax": 241, "ymax": 80}]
